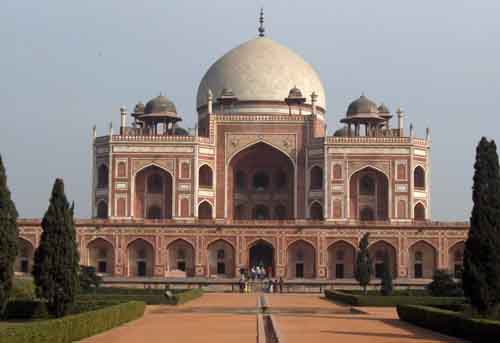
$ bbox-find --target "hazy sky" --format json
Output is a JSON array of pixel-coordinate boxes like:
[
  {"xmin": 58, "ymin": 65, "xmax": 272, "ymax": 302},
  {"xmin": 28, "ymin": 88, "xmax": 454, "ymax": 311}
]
[{"xmin": 1, "ymin": 0, "xmax": 499, "ymax": 220}]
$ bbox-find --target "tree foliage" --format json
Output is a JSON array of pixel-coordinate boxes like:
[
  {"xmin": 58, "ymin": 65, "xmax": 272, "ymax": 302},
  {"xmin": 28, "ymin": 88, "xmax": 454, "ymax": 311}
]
[
  {"xmin": 463, "ymin": 137, "xmax": 500, "ymax": 314},
  {"xmin": 33, "ymin": 179, "xmax": 79, "ymax": 317},
  {"xmin": 355, "ymin": 233, "xmax": 373, "ymax": 295},
  {"xmin": 0, "ymin": 155, "xmax": 19, "ymax": 314},
  {"xmin": 427, "ymin": 269, "xmax": 463, "ymax": 297},
  {"xmin": 381, "ymin": 251, "xmax": 393, "ymax": 296},
  {"xmin": 79, "ymin": 265, "xmax": 102, "ymax": 291}
]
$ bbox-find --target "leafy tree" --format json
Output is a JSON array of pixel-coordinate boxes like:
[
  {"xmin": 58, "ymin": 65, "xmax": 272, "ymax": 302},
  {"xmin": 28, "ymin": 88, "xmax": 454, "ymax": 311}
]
[
  {"xmin": 355, "ymin": 233, "xmax": 373, "ymax": 295},
  {"xmin": 427, "ymin": 269, "xmax": 463, "ymax": 297},
  {"xmin": 79, "ymin": 266, "xmax": 102, "ymax": 291},
  {"xmin": 463, "ymin": 137, "xmax": 500, "ymax": 314},
  {"xmin": 380, "ymin": 251, "xmax": 393, "ymax": 296},
  {"xmin": 0, "ymin": 155, "xmax": 19, "ymax": 314},
  {"xmin": 33, "ymin": 179, "xmax": 79, "ymax": 317}
]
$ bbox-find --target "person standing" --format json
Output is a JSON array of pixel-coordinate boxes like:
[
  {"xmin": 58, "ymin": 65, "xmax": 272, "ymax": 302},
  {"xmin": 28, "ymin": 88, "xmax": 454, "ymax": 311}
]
[{"xmin": 279, "ymin": 277, "xmax": 284, "ymax": 293}]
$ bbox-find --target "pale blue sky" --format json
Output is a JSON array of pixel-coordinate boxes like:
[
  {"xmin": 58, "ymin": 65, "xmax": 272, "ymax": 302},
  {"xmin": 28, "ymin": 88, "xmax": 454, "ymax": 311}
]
[{"xmin": 1, "ymin": 0, "xmax": 499, "ymax": 220}]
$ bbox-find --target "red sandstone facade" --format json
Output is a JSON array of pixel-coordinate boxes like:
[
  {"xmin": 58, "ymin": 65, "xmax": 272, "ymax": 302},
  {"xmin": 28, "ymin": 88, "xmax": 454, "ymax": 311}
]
[{"xmin": 16, "ymin": 22, "xmax": 468, "ymax": 281}]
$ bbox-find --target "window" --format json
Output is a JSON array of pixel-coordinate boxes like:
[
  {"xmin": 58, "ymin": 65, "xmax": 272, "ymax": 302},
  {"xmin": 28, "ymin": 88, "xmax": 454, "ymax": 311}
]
[
  {"xmin": 310, "ymin": 166, "xmax": 323, "ymax": 190},
  {"xmin": 360, "ymin": 175, "xmax": 375, "ymax": 195},
  {"xmin": 148, "ymin": 174, "xmax": 163, "ymax": 193},
  {"xmin": 414, "ymin": 166, "xmax": 425, "ymax": 189},
  {"xmin": 97, "ymin": 165, "xmax": 109, "ymax": 189},
  {"xmin": 310, "ymin": 202, "xmax": 323, "ymax": 220},
  {"xmin": 253, "ymin": 172, "xmax": 269, "ymax": 191},
  {"xmin": 414, "ymin": 203, "xmax": 426, "ymax": 220},
  {"xmin": 360, "ymin": 207, "xmax": 374, "ymax": 221},
  {"xmin": 97, "ymin": 201, "xmax": 108, "ymax": 219},
  {"xmin": 147, "ymin": 205, "xmax": 162, "ymax": 219},
  {"xmin": 199, "ymin": 165, "xmax": 213, "ymax": 188}
]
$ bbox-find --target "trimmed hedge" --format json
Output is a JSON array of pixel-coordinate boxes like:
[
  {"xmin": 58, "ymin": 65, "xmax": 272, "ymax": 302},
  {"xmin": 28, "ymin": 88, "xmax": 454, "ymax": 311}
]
[
  {"xmin": 4, "ymin": 300, "xmax": 48, "ymax": 320},
  {"xmin": 77, "ymin": 288, "xmax": 203, "ymax": 305},
  {"xmin": 0, "ymin": 301, "xmax": 145, "ymax": 343},
  {"xmin": 324, "ymin": 290, "xmax": 465, "ymax": 307},
  {"xmin": 397, "ymin": 304, "xmax": 500, "ymax": 342}
]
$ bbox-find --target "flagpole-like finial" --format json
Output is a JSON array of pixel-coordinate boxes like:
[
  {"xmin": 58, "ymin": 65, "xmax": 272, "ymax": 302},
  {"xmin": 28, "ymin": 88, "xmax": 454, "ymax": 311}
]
[{"xmin": 258, "ymin": 8, "xmax": 265, "ymax": 37}]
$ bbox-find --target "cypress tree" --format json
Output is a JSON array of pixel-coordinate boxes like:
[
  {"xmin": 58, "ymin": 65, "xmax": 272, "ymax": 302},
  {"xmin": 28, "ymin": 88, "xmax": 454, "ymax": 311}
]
[
  {"xmin": 0, "ymin": 155, "xmax": 19, "ymax": 314},
  {"xmin": 33, "ymin": 179, "xmax": 79, "ymax": 317},
  {"xmin": 463, "ymin": 137, "xmax": 500, "ymax": 314},
  {"xmin": 355, "ymin": 233, "xmax": 373, "ymax": 295},
  {"xmin": 381, "ymin": 251, "xmax": 393, "ymax": 296}
]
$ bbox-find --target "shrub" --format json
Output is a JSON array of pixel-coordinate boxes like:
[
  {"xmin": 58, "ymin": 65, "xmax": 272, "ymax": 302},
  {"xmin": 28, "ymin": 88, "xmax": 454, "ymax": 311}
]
[
  {"xmin": 0, "ymin": 301, "xmax": 146, "ymax": 343},
  {"xmin": 77, "ymin": 288, "xmax": 203, "ymax": 305},
  {"xmin": 397, "ymin": 304, "xmax": 500, "ymax": 342},
  {"xmin": 3, "ymin": 300, "xmax": 48, "ymax": 319},
  {"xmin": 380, "ymin": 251, "xmax": 393, "ymax": 296},
  {"xmin": 324, "ymin": 290, "xmax": 465, "ymax": 307},
  {"xmin": 79, "ymin": 266, "xmax": 102, "ymax": 291},
  {"xmin": 426, "ymin": 269, "xmax": 463, "ymax": 297},
  {"xmin": 10, "ymin": 279, "xmax": 36, "ymax": 300}
]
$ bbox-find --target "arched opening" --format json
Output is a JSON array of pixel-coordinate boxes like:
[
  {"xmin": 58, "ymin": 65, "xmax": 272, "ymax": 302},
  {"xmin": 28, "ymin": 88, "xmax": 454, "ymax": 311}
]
[
  {"xmin": 15, "ymin": 238, "xmax": 34, "ymax": 274},
  {"xmin": 414, "ymin": 166, "xmax": 426, "ymax": 189},
  {"xmin": 368, "ymin": 241, "xmax": 397, "ymax": 278},
  {"xmin": 97, "ymin": 164, "xmax": 108, "ymax": 189},
  {"xmin": 253, "ymin": 205, "xmax": 270, "ymax": 220},
  {"xmin": 207, "ymin": 240, "xmax": 235, "ymax": 278},
  {"xmin": 328, "ymin": 241, "xmax": 355, "ymax": 279},
  {"xmin": 287, "ymin": 240, "xmax": 316, "ymax": 279},
  {"xmin": 198, "ymin": 201, "xmax": 213, "ymax": 219},
  {"xmin": 127, "ymin": 239, "xmax": 154, "ymax": 277},
  {"xmin": 96, "ymin": 201, "xmax": 108, "ymax": 219},
  {"xmin": 350, "ymin": 167, "xmax": 389, "ymax": 221},
  {"xmin": 199, "ymin": 165, "xmax": 213, "ymax": 188},
  {"xmin": 228, "ymin": 142, "xmax": 294, "ymax": 220},
  {"xmin": 310, "ymin": 166, "xmax": 323, "ymax": 190},
  {"xmin": 117, "ymin": 162, "xmax": 127, "ymax": 178},
  {"xmin": 234, "ymin": 204, "xmax": 246, "ymax": 220},
  {"xmin": 449, "ymin": 242, "xmax": 464, "ymax": 278},
  {"xmin": 310, "ymin": 202, "xmax": 323, "ymax": 220},
  {"xmin": 409, "ymin": 241, "xmax": 436, "ymax": 278},
  {"xmin": 134, "ymin": 165, "xmax": 173, "ymax": 219},
  {"xmin": 414, "ymin": 203, "xmax": 426, "ymax": 220},
  {"xmin": 249, "ymin": 240, "xmax": 275, "ymax": 277},
  {"xmin": 167, "ymin": 239, "xmax": 195, "ymax": 277},
  {"xmin": 88, "ymin": 238, "xmax": 115, "ymax": 275}
]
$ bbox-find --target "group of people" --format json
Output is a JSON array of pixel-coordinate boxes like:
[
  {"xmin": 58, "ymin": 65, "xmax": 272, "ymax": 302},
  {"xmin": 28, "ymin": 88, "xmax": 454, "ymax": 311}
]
[{"xmin": 238, "ymin": 266, "xmax": 285, "ymax": 293}]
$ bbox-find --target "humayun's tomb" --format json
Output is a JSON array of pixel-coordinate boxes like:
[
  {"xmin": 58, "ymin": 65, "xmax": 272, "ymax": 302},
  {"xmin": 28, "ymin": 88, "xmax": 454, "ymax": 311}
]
[{"xmin": 15, "ymin": 13, "xmax": 468, "ymax": 283}]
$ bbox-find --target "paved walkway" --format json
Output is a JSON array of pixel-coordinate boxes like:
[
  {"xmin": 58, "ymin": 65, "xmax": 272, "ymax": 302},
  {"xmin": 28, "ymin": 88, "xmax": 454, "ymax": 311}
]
[{"xmin": 80, "ymin": 293, "xmax": 466, "ymax": 343}]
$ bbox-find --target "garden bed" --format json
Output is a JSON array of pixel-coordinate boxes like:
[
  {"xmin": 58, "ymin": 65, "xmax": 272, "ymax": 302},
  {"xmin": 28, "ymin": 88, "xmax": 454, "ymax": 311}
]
[
  {"xmin": 397, "ymin": 304, "xmax": 500, "ymax": 342},
  {"xmin": 324, "ymin": 290, "xmax": 465, "ymax": 307},
  {"xmin": 0, "ymin": 301, "xmax": 145, "ymax": 343},
  {"xmin": 77, "ymin": 287, "xmax": 204, "ymax": 305}
]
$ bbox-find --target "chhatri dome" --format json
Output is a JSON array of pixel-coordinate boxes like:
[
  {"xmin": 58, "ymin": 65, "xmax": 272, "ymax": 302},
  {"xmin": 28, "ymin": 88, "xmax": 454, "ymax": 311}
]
[{"xmin": 196, "ymin": 10, "xmax": 326, "ymax": 114}]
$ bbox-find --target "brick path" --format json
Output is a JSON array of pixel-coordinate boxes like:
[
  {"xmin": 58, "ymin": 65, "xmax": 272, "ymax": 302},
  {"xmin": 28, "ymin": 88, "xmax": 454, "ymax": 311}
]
[{"xmin": 80, "ymin": 293, "xmax": 466, "ymax": 343}]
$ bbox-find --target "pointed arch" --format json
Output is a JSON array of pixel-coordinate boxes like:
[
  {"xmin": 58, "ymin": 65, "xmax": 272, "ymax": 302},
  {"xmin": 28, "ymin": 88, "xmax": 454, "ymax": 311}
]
[
  {"xmin": 349, "ymin": 166, "xmax": 389, "ymax": 221},
  {"xmin": 448, "ymin": 241, "xmax": 465, "ymax": 278},
  {"xmin": 327, "ymin": 240, "xmax": 356, "ymax": 279},
  {"xmin": 414, "ymin": 202, "xmax": 426, "ymax": 220},
  {"xmin": 414, "ymin": 166, "xmax": 426, "ymax": 189},
  {"xmin": 127, "ymin": 238, "xmax": 155, "ymax": 277},
  {"xmin": 97, "ymin": 163, "xmax": 109, "ymax": 189},
  {"xmin": 207, "ymin": 239, "xmax": 235, "ymax": 278},
  {"xmin": 16, "ymin": 237, "xmax": 34, "ymax": 274},
  {"xmin": 96, "ymin": 200, "xmax": 108, "ymax": 219},
  {"xmin": 309, "ymin": 165, "xmax": 323, "ymax": 190},
  {"xmin": 408, "ymin": 240, "xmax": 437, "ymax": 278},
  {"xmin": 309, "ymin": 200, "xmax": 323, "ymax": 220},
  {"xmin": 199, "ymin": 164, "xmax": 213, "ymax": 188},
  {"xmin": 133, "ymin": 164, "xmax": 173, "ymax": 219},
  {"xmin": 87, "ymin": 237, "xmax": 115, "ymax": 275},
  {"xmin": 287, "ymin": 239, "xmax": 316, "ymax": 279},
  {"xmin": 198, "ymin": 200, "xmax": 213, "ymax": 219},
  {"xmin": 368, "ymin": 240, "xmax": 397, "ymax": 278},
  {"xmin": 166, "ymin": 238, "xmax": 195, "ymax": 277}
]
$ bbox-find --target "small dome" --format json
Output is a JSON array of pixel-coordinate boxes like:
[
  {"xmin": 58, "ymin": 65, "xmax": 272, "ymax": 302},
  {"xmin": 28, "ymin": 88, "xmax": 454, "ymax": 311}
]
[
  {"xmin": 287, "ymin": 86, "xmax": 303, "ymax": 98},
  {"xmin": 346, "ymin": 95, "xmax": 378, "ymax": 117},
  {"xmin": 133, "ymin": 101, "xmax": 145, "ymax": 114},
  {"xmin": 377, "ymin": 103, "xmax": 390, "ymax": 114},
  {"xmin": 144, "ymin": 95, "xmax": 177, "ymax": 115},
  {"xmin": 174, "ymin": 127, "xmax": 189, "ymax": 136},
  {"xmin": 333, "ymin": 127, "xmax": 348, "ymax": 137}
]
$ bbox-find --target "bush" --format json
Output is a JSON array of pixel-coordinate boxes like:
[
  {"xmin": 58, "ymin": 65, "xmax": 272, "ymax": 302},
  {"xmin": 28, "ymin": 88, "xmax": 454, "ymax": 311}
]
[
  {"xmin": 0, "ymin": 301, "xmax": 146, "ymax": 343},
  {"xmin": 77, "ymin": 288, "xmax": 203, "ymax": 305},
  {"xmin": 78, "ymin": 266, "xmax": 102, "ymax": 291},
  {"xmin": 397, "ymin": 304, "xmax": 500, "ymax": 342},
  {"xmin": 10, "ymin": 279, "xmax": 36, "ymax": 300},
  {"xmin": 324, "ymin": 290, "xmax": 465, "ymax": 307},
  {"xmin": 426, "ymin": 269, "xmax": 463, "ymax": 297},
  {"xmin": 3, "ymin": 300, "xmax": 48, "ymax": 319}
]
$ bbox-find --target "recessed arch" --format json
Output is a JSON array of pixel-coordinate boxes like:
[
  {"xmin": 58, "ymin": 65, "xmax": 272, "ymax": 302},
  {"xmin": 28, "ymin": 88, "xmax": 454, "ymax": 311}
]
[
  {"xmin": 327, "ymin": 240, "xmax": 356, "ymax": 279},
  {"xmin": 127, "ymin": 238, "xmax": 154, "ymax": 277},
  {"xmin": 414, "ymin": 202, "xmax": 426, "ymax": 220},
  {"xmin": 97, "ymin": 163, "xmax": 109, "ymax": 189},
  {"xmin": 207, "ymin": 239, "xmax": 235, "ymax": 278},
  {"xmin": 199, "ymin": 164, "xmax": 213, "ymax": 188},
  {"xmin": 408, "ymin": 240, "xmax": 437, "ymax": 278},
  {"xmin": 248, "ymin": 239, "xmax": 275, "ymax": 277},
  {"xmin": 414, "ymin": 166, "xmax": 426, "ymax": 189},
  {"xmin": 349, "ymin": 166, "xmax": 389, "ymax": 221},
  {"xmin": 198, "ymin": 200, "xmax": 213, "ymax": 219},
  {"xmin": 309, "ymin": 201, "xmax": 323, "ymax": 220},
  {"xmin": 448, "ymin": 241, "xmax": 465, "ymax": 278},
  {"xmin": 134, "ymin": 164, "xmax": 173, "ymax": 219},
  {"xmin": 166, "ymin": 238, "xmax": 195, "ymax": 277},
  {"xmin": 287, "ymin": 239, "xmax": 316, "ymax": 279},
  {"xmin": 87, "ymin": 237, "xmax": 115, "ymax": 275},
  {"xmin": 228, "ymin": 141, "xmax": 295, "ymax": 220},
  {"xmin": 96, "ymin": 200, "xmax": 108, "ymax": 219},
  {"xmin": 368, "ymin": 240, "xmax": 397, "ymax": 278},
  {"xmin": 309, "ymin": 165, "xmax": 323, "ymax": 190},
  {"xmin": 15, "ymin": 237, "xmax": 34, "ymax": 274}
]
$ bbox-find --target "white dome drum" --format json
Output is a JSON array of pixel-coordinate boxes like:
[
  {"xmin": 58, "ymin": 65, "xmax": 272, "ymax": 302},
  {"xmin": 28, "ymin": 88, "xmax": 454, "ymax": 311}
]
[{"xmin": 196, "ymin": 37, "xmax": 326, "ymax": 116}]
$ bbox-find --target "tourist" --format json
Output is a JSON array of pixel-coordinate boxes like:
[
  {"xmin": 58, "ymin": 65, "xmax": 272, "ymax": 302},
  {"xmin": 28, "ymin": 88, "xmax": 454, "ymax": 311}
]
[
  {"xmin": 251, "ymin": 266, "xmax": 256, "ymax": 280},
  {"xmin": 279, "ymin": 277, "xmax": 284, "ymax": 293},
  {"xmin": 269, "ymin": 279, "xmax": 274, "ymax": 293}
]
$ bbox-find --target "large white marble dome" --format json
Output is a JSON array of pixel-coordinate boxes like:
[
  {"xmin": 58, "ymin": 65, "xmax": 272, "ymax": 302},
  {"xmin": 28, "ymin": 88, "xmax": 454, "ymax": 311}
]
[{"xmin": 196, "ymin": 36, "xmax": 326, "ymax": 112}]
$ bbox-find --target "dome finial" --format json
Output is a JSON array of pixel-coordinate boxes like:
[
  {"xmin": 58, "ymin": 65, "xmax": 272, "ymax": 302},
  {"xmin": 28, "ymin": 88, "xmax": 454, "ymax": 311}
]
[{"xmin": 258, "ymin": 7, "xmax": 265, "ymax": 37}]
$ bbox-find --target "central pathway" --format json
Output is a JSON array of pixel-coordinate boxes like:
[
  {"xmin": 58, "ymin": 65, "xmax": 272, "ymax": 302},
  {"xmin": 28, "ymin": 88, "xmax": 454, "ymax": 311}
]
[{"xmin": 80, "ymin": 293, "xmax": 466, "ymax": 343}]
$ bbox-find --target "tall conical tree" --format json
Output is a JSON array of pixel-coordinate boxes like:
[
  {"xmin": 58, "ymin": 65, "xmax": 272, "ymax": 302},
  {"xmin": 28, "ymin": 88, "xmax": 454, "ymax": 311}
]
[
  {"xmin": 33, "ymin": 179, "xmax": 79, "ymax": 317},
  {"xmin": 0, "ymin": 155, "xmax": 19, "ymax": 315},
  {"xmin": 381, "ymin": 251, "xmax": 393, "ymax": 296},
  {"xmin": 355, "ymin": 233, "xmax": 373, "ymax": 295},
  {"xmin": 463, "ymin": 137, "xmax": 500, "ymax": 314}
]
